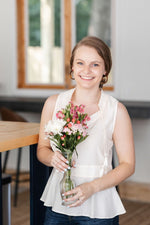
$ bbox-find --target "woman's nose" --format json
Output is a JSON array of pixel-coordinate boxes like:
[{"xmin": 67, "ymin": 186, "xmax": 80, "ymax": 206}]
[{"xmin": 83, "ymin": 65, "xmax": 91, "ymax": 74}]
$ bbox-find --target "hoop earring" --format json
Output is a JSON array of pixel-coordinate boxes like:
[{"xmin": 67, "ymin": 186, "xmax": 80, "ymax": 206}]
[
  {"xmin": 102, "ymin": 74, "xmax": 108, "ymax": 83},
  {"xmin": 70, "ymin": 71, "xmax": 75, "ymax": 80}
]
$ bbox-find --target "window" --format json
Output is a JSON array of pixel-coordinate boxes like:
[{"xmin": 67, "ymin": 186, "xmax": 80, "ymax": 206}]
[{"xmin": 16, "ymin": 0, "xmax": 113, "ymax": 90}]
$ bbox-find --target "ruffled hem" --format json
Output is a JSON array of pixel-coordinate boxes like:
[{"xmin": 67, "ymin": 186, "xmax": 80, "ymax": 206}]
[{"xmin": 40, "ymin": 170, "xmax": 126, "ymax": 219}]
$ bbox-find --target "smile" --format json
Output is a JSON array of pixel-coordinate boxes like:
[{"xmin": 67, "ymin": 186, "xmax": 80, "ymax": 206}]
[{"xmin": 80, "ymin": 75, "xmax": 94, "ymax": 80}]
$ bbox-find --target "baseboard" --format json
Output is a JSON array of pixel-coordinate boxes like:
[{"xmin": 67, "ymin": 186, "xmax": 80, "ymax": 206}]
[{"xmin": 119, "ymin": 181, "xmax": 150, "ymax": 203}]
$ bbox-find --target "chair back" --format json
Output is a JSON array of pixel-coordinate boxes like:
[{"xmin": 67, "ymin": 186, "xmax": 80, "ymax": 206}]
[{"xmin": 0, "ymin": 107, "xmax": 27, "ymax": 122}]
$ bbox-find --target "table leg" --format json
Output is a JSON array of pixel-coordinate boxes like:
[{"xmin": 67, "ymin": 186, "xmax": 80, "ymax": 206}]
[
  {"xmin": 30, "ymin": 144, "xmax": 52, "ymax": 225},
  {"xmin": 0, "ymin": 152, "xmax": 3, "ymax": 225}
]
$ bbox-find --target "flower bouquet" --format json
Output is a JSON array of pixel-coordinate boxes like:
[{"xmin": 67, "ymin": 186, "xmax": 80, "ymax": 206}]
[{"xmin": 45, "ymin": 101, "xmax": 90, "ymax": 205}]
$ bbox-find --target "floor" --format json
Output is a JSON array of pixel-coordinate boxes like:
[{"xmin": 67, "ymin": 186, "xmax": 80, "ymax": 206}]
[{"xmin": 120, "ymin": 200, "xmax": 150, "ymax": 225}]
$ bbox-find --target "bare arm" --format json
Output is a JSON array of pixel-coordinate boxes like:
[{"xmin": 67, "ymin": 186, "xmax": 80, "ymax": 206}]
[
  {"xmin": 37, "ymin": 94, "xmax": 69, "ymax": 172},
  {"xmin": 64, "ymin": 102, "xmax": 135, "ymax": 207}
]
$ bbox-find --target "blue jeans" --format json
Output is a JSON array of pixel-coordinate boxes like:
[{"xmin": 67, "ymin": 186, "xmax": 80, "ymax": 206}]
[{"xmin": 44, "ymin": 207, "xmax": 119, "ymax": 225}]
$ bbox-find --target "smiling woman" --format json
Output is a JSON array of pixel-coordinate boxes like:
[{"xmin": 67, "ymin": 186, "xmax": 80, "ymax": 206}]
[
  {"xmin": 16, "ymin": 0, "xmax": 113, "ymax": 90},
  {"xmin": 37, "ymin": 36, "xmax": 135, "ymax": 225}
]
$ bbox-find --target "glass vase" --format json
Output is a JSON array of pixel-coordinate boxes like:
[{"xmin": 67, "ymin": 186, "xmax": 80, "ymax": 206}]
[{"xmin": 60, "ymin": 150, "xmax": 76, "ymax": 206}]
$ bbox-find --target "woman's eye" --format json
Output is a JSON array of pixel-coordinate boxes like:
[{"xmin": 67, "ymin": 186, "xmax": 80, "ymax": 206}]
[
  {"xmin": 93, "ymin": 63, "xmax": 99, "ymax": 67},
  {"xmin": 77, "ymin": 62, "xmax": 83, "ymax": 65}
]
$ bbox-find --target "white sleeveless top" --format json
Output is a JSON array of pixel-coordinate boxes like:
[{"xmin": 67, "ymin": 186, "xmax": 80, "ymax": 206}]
[{"xmin": 40, "ymin": 88, "xmax": 126, "ymax": 218}]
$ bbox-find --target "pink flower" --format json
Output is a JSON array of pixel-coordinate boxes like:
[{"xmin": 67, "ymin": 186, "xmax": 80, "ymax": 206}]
[
  {"xmin": 87, "ymin": 116, "xmax": 90, "ymax": 121},
  {"xmin": 72, "ymin": 118, "xmax": 76, "ymax": 123},
  {"xmin": 82, "ymin": 130, "xmax": 87, "ymax": 137},
  {"xmin": 71, "ymin": 124, "xmax": 85, "ymax": 135},
  {"xmin": 85, "ymin": 115, "xmax": 90, "ymax": 121},
  {"xmin": 78, "ymin": 104, "xmax": 85, "ymax": 113},
  {"xmin": 67, "ymin": 118, "xmax": 70, "ymax": 122},
  {"xmin": 73, "ymin": 112, "xmax": 78, "ymax": 118},
  {"xmin": 56, "ymin": 111, "xmax": 65, "ymax": 119},
  {"xmin": 63, "ymin": 127, "xmax": 73, "ymax": 135},
  {"xmin": 76, "ymin": 106, "xmax": 79, "ymax": 111},
  {"xmin": 68, "ymin": 122, "xmax": 73, "ymax": 128},
  {"xmin": 70, "ymin": 109, "xmax": 74, "ymax": 114}
]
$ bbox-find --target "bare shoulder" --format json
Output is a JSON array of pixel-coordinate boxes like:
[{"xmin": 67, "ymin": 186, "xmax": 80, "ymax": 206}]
[
  {"xmin": 45, "ymin": 94, "xmax": 58, "ymax": 108},
  {"xmin": 117, "ymin": 102, "xmax": 129, "ymax": 119},
  {"xmin": 114, "ymin": 101, "xmax": 132, "ymax": 132},
  {"xmin": 41, "ymin": 94, "xmax": 59, "ymax": 120}
]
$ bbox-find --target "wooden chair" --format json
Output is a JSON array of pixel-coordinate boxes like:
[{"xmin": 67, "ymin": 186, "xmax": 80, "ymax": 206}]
[{"xmin": 0, "ymin": 107, "xmax": 29, "ymax": 207}]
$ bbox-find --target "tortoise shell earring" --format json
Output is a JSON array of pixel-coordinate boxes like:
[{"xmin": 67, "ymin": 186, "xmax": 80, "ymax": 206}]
[{"xmin": 70, "ymin": 70, "xmax": 75, "ymax": 80}]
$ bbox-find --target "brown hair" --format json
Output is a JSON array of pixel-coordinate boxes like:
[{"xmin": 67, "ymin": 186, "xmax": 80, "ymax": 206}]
[{"xmin": 70, "ymin": 36, "xmax": 112, "ymax": 88}]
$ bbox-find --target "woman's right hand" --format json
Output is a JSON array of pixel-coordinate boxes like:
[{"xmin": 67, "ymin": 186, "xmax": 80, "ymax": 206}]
[{"xmin": 51, "ymin": 151, "xmax": 70, "ymax": 173}]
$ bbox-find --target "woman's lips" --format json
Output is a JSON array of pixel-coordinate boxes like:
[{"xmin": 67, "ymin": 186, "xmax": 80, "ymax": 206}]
[{"xmin": 79, "ymin": 75, "xmax": 94, "ymax": 80}]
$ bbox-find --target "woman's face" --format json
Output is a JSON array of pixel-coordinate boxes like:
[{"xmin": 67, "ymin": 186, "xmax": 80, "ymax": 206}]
[{"xmin": 72, "ymin": 45, "xmax": 106, "ymax": 90}]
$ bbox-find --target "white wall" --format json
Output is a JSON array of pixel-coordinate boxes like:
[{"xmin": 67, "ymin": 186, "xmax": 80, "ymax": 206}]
[
  {"xmin": 0, "ymin": 0, "xmax": 150, "ymax": 183},
  {"xmin": 0, "ymin": 0, "xmax": 14, "ymax": 96},
  {"xmin": 114, "ymin": 119, "xmax": 150, "ymax": 184},
  {"xmin": 131, "ymin": 119, "xmax": 150, "ymax": 183},
  {"xmin": 115, "ymin": 0, "xmax": 150, "ymax": 101}
]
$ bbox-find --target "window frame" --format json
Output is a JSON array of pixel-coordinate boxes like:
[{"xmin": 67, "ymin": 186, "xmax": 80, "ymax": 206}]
[{"xmin": 16, "ymin": 0, "xmax": 114, "ymax": 91}]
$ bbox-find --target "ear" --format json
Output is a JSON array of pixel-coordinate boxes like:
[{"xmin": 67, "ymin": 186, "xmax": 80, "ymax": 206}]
[{"xmin": 104, "ymin": 69, "xmax": 107, "ymax": 75}]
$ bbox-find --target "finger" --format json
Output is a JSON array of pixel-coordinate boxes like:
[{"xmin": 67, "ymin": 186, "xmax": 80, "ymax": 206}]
[
  {"xmin": 68, "ymin": 198, "xmax": 83, "ymax": 208},
  {"xmin": 57, "ymin": 163, "xmax": 67, "ymax": 172},
  {"xmin": 51, "ymin": 158, "xmax": 64, "ymax": 172},
  {"xmin": 63, "ymin": 192, "xmax": 79, "ymax": 203},
  {"xmin": 54, "ymin": 160, "xmax": 70, "ymax": 172},
  {"xmin": 55, "ymin": 157, "xmax": 69, "ymax": 168},
  {"xmin": 53, "ymin": 153, "xmax": 69, "ymax": 171},
  {"xmin": 63, "ymin": 189, "xmax": 81, "ymax": 205},
  {"xmin": 72, "ymin": 160, "xmax": 76, "ymax": 168},
  {"xmin": 63, "ymin": 188, "xmax": 78, "ymax": 197},
  {"xmin": 55, "ymin": 151, "xmax": 69, "ymax": 164}
]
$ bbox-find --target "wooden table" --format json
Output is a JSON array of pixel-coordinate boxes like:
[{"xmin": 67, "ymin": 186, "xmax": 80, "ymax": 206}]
[
  {"xmin": 0, "ymin": 121, "xmax": 39, "ymax": 152},
  {"xmin": 0, "ymin": 121, "xmax": 50, "ymax": 225}
]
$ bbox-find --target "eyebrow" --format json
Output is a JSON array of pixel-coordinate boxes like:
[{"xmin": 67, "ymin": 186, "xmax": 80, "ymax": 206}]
[{"xmin": 75, "ymin": 59, "xmax": 102, "ymax": 63}]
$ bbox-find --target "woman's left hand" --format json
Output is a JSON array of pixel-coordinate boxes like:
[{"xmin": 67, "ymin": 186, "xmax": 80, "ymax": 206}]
[{"xmin": 62, "ymin": 182, "xmax": 94, "ymax": 207}]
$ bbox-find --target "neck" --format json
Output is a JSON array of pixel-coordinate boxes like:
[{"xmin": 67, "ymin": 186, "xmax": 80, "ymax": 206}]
[{"xmin": 72, "ymin": 87, "xmax": 101, "ymax": 106}]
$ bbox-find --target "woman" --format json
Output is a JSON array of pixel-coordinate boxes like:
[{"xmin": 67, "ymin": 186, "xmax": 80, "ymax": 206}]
[{"xmin": 37, "ymin": 36, "xmax": 135, "ymax": 225}]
